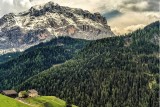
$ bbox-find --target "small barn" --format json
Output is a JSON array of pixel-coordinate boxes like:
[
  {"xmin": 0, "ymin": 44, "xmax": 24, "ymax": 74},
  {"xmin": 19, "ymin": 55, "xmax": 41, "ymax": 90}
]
[
  {"xmin": 28, "ymin": 89, "xmax": 38, "ymax": 97},
  {"xmin": 18, "ymin": 91, "xmax": 28, "ymax": 98},
  {"xmin": 2, "ymin": 90, "xmax": 17, "ymax": 98}
]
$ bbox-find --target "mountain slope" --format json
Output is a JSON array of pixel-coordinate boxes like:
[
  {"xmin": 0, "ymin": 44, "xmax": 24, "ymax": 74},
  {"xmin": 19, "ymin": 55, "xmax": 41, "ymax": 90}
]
[
  {"xmin": 0, "ymin": 94, "xmax": 77, "ymax": 107},
  {"xmin": 0, "ymin": 37, "xmax": 89, "ymax": 90},
  {"xmin": 22, "ymin": 96, "xmax": 77, "ymax": 107},
  {"xmin": 0, "ymin": 94, "xmax": 30, "ymax": 107},
  {"xmin": 17, "ymin": 21, "xmax": 159, "ymax": 107},
  {"xmin": 0, "ymin": 1, "xmax": 115, "ymax": 54}
]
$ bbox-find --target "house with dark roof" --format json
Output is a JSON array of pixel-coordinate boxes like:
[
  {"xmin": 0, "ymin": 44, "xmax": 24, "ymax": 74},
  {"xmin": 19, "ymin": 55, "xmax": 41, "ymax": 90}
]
[
  {"xmin": 2, "ymin": 90, "xmax": 17, "ymax": 98},
  {"xmin": 28, "ymin": 89, "xmax": 38, "ymax": 97}
]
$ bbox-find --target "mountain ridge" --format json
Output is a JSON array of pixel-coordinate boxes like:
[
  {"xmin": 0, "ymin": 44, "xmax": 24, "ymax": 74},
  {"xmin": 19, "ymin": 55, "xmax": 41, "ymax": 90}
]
[{"xmin": 0, "ymin": 1, "xmax": 115, "ymax": 54}]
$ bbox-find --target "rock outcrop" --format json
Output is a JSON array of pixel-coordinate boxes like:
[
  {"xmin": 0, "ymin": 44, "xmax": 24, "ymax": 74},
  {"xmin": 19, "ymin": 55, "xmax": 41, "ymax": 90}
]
[{"xmin": 0, "ymin": 1, "xmax": 115, "ymax": 54}]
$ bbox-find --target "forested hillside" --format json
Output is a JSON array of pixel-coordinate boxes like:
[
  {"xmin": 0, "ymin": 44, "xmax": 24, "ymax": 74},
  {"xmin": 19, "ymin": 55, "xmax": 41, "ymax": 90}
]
[
  {"xmin": 0, "ymin": 21, "xmax": 159, "ymax": 107},
  {"xmin": 0, "ymin": 37, "xmax": 89, "ymax": 90},
  {"xmin": 17, "ymin": 21, "xmax": 159, "ymax": 107}
]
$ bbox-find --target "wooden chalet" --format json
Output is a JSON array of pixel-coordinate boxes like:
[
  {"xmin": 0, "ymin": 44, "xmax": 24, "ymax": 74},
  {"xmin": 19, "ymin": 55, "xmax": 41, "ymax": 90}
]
[
  {"xmin": 2, "ymin": 90, "xmax": 17, "ymax": 98},
  {"xmin": 28, "ymin": 89, "xmax": 38, "ymax": 97}
]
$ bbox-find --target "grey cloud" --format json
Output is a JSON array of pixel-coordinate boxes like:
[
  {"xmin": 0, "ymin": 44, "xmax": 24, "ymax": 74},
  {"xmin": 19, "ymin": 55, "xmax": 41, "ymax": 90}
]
[
  {"xmin": 103, "ymin": 10, "xmax": 123, "ymax": 20},
  {"xmin": 148, "ymin": 0, "xmax": 159, "ymax": 12},
  {"xmin": 0, "ymin": 0, "xmax": 31, "ymax": 17},
  {"xmin": 118, "ymin": 0, "xmax": 159, "ymax": 12}
]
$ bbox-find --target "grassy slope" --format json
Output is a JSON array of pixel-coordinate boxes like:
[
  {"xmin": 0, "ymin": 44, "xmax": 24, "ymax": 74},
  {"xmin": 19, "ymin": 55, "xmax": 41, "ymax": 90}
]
[
  {"xmin": 0, "ymin": 94, "xmax": 30, "ymax": 107},
  {"xmin": 23, "ymin": 96, "xmax": 77, "ymax": 107},
  {"xmin": 0, "ymin": 94, "xmax": 77, "ymax": 107}
]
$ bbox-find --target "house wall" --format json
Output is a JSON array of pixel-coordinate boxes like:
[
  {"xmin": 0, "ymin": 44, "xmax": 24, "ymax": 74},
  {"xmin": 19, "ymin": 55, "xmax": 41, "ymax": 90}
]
[
  {"xmin": 29, "ymin": 93, "xmax": 38, "ymax": 97},
  {"xmin": 2, "ymin": 93, "xmax": 17, "ymax": 98}
]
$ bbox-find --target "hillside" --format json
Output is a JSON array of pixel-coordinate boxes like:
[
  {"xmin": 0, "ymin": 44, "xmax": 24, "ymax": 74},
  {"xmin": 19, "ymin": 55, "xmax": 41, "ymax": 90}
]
[
  {"xmin": 22, "ymin": 96, "xmax": 77, "ymax": 107},
  {"xmin": 0, "ymin": 94, "xmax": 77, "ymax": 107},
  {"xmin": 17, "ymin": 21, "xmax": 159, "ymax": 107},
  {"xmin": 0, "ymin": 37, "xmax": 89, "ymax": 90},
  {"xmin": 0, "ymin": 94, "xmax": 30, "ymax": 107}
]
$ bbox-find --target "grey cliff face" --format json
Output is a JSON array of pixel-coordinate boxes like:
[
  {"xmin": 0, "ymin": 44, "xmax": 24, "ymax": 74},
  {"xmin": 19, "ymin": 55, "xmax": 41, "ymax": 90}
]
[{"xmin": 0, "ymin": 1, "xmax": 115, "ymax": 54}]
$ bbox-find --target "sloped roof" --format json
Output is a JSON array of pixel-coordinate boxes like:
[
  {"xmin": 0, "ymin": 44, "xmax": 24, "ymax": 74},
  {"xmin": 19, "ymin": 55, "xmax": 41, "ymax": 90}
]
[
  {"xmin": 2, "ymin": 90, "xmax": 17, "ymax": 95},
  {"xmin": 28, "ymin": 89, "xmax": 38, "ymax": 94}
]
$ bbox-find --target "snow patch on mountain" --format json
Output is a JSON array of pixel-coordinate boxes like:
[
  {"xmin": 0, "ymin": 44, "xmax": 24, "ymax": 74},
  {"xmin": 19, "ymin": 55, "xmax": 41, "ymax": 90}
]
[{"xmin": 0, "ymin": 1, "xmax": 115, "ymax": 54}]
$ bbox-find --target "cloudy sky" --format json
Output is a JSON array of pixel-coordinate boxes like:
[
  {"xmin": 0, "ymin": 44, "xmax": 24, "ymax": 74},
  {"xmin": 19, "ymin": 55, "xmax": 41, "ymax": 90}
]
[{"xmin": 0, "ymin": 0, "xmax": 159, "ymax": 35}]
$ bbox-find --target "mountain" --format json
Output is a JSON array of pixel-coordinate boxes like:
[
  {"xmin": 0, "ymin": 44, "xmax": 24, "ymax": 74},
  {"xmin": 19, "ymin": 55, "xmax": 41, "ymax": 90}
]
[
  {"xmin": 0, "ymin": 1, "xmax": 115, "ymax": 54},
  {"xmin": 15, "ymin": 21, "xmax": 159, "ymax": 107},
  {"xmin": 0, "ymin": 37, "xmax": 89, "ymax": 90}
]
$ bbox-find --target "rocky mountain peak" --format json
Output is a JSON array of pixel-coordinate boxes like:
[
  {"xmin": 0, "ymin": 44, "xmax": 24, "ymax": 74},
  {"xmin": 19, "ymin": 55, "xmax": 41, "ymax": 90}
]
[
  {"xmin": 28, "ymin": 1, "xmax": 108, "ymax": 26},
  {"xmin": 0, "ymin": 1, "xmax": 115, "ymax": 54}
]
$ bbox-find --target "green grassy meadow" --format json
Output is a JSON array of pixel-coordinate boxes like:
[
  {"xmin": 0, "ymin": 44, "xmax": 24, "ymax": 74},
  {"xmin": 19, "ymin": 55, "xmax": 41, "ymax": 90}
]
[
  {"xmin": 0, "ymin": 94, "xmax": 77, "ymax": 107},
  {"xmin": 0, "ymin": 94, "xmax": 30, "ymax": 107},
  {"xmin": 23, "ymin": 96, "xmax": 77, "ymax": 107}
]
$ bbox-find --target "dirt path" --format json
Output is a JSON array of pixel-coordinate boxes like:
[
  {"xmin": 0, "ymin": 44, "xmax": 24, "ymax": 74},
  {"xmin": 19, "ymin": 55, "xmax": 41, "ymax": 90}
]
[{"xmin": 16, "ymin": 99, "xmax": 36, "ymax": 107}]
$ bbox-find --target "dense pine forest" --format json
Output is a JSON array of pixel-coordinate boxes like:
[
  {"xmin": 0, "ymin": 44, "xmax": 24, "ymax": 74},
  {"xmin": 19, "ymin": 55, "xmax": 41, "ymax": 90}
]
[
  {"xmin": 0, "ymin": 37, "xmax": 89, "ymax": 90},
  {"xmin": 0, "ymin": 21, "xmax": 159, "ymax": 107}
]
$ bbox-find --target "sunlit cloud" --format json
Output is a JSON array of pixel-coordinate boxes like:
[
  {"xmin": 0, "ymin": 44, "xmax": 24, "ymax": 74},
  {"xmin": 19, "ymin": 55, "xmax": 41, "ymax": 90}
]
[{"xmin": 109, "ymin": 12, "xmax": 159, "ymax": 35}]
